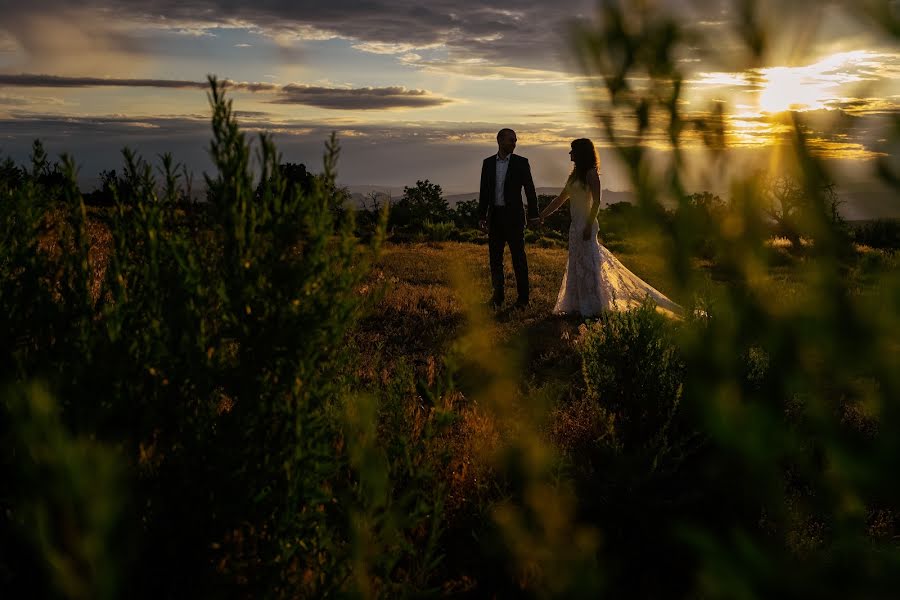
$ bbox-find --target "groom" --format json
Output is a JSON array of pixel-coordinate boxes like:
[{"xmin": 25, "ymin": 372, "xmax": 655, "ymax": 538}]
[{"xmin": 478, "ymin": 128, "xmax": 540, "ymax": 309}]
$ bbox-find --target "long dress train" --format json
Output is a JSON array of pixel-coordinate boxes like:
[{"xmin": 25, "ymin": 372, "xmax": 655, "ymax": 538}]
[{"xmin": 552, "ymin": 178, "xmax": 682, "ymax": 318}]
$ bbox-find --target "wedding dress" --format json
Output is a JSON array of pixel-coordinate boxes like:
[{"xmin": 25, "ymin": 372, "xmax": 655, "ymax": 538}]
[{"xmin": 552, "ymin": 178, "xmax": 683, "ymax": 318}]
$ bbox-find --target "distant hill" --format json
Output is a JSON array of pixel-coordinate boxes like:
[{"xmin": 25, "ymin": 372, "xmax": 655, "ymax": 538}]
[
  {"xmin": 348, "ymin": 186, "xmax": 636, "ymax": 209},
  {"xmin": 345, "ymin": 182, "xmax": 900, "ymax": 220},
  {"xmin": 448, "ymin": 188, "xmax": 637, "ymax": 207},
  {"xmin": 834, "ymin": 184, "xmax": 900, "ymax": 221}
]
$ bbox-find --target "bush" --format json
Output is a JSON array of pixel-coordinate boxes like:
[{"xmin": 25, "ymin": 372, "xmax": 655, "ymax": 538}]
[
  {"xmin": 579, "ymin": 300, "xmax": 685, "ymax": 453},
  {"xmin": 0, "ymin": 77, "xmax": 425, "ymax": 598},
  {"xmin": 423, "ymin": 219, "xmax": 455, "ymax": 242},
  {"xmin": 451, "ymin": 198, "xmax": 480, "ymax": 229},
  {"xmin": 456, "ymin": 229, "xmax": 487, "ymax": 244},
  {"xmin": 853, "ymin": 219, "xmax": 900, "ymax": 250},
  {"xmin": 390, "ymin": 180, "xmax": 450, "ymax": 231},
  {"xmin": 2, "ymin": 384, "xmax": 124, "ymax": 600}
]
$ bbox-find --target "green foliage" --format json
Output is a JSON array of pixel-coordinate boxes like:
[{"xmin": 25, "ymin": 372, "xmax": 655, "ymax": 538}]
[
  {"xmin": 674, "ymin": 192, "xmax": 727, "ymax": 259},
  {"xmin": 758, "ymin": 174, "xmax": 850, "ymax": 249},
  {"xmin": 580, "ymin": 301, "xmax": 684, "ymax": 452},
  {"xmin": 341, "ymin": 356, "xmax": 456, "ymax": 596},
  {"xmin": 451, "ymin": 197, "xmax": 480, "ymax": 229},
  {"xmin": 0, "ymin": 157, "xmax": 23, "ymax": 198},
  {"xmin": 390, "ymin": 179, "xmax": 450, "ymax": 232},
  {"xmin": 2, "ymin": 1, "xmax": 899, "ymax": 597},
  {"xmin": 2, "ymin": 383, "xmax": 124, "ymax": 600},
  {"xmin": 422, "ymin": 219, "xmax": 455, "ymax": 242},
  {"xmin": 0, "ymin": 76, "xmax": 418, "ymax": 597},
  {"xmin": 853, "ymin": 218, "xmax": 900, "ymax": 250},
  {"xmin": 570, "ymin": 1, "xmax": 900, "ymax": 597},
  {"xmin": 537, "ymin": 193, "xmax": 571, "ymax": 235},
  {"xmin": 456, "ymin": 228, "xmax": 487, "ymax": 244}
]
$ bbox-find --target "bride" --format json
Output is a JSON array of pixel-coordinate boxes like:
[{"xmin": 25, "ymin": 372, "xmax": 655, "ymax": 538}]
[{"xmin": 537, "ymin": 138, "xmax": 682, "ymax": 318}]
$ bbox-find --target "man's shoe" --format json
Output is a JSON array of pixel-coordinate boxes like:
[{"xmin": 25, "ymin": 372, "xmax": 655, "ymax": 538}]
[{"xmin": 513, "ymin": 298, "xmax": 529, "ymax": 309}]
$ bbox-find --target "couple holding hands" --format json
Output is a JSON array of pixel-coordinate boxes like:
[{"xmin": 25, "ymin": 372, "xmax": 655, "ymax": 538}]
[{"xmin": 478, "ymin": 128, "xmax": 681, "ymax": 318}]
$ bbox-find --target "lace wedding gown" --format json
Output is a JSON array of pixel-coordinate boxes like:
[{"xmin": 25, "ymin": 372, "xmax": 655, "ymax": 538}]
[{"xmin": 552, "ymin": 178, "xmax": 683, "ymax": 318}]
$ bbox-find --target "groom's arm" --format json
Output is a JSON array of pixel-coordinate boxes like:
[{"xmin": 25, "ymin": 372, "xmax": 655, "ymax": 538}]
[
  {"xmin": 478, "ymin": 158, "xmax": 491, "ymax": 221},
  {"xmin": 522, "ymin": 158, "xmax": 539, "ymax": 219}
]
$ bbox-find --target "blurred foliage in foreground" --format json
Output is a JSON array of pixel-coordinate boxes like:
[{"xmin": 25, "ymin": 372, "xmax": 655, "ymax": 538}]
[
  {"xmin": 2, "ymin": 1, "xmax": 900, "ymax": 598},
  {"xmin": 561, "ymin": 0, "xmax": 900, "ymax": 596},
  {"xmin": 1, "ymin": 78, "xmax": 446, "ymax": 598}
]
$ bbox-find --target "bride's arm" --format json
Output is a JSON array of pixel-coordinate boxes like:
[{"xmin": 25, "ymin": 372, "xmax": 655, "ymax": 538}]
[
  {"xmin": 539, "ymin": 188, "xmax": 570, "ymax": 220},
  {"xmin": 587, "ymin": 169, "xmax": 603, "ymax": 223},
  {"xmin": 583, "ymin": 169, "xmax": 603, "ymax": 239}
]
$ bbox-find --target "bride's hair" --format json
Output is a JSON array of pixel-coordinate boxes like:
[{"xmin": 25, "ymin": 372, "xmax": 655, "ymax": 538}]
[{"xmin": 568, "ymin": 138, "xmax": 599, "ymax": 186}]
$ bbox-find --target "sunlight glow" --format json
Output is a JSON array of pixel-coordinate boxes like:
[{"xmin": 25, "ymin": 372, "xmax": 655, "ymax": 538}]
[
  {"xmin": 755, "ymin": 51, "xmax": 883, "ymax": 114},
  {"xmin": 757, "ymin": 68, "xmax": 833, "ymax": 113}
]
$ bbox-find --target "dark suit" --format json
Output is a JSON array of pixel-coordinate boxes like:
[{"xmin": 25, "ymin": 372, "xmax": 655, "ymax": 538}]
[{"xmin": 478, "ymin": 153, "xmax": 539, "ymax": 304}]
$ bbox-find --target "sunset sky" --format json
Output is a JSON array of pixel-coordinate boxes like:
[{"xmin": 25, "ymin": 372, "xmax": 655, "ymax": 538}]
[{"xmin": 0, "ymin": 0, "xmax": 897, "ymax": 215}]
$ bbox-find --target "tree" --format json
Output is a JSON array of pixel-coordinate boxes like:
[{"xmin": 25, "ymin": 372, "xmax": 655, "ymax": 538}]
[
  {"xmin": 450, "ymin": 197, "xmax": 480, "ymax": 229},
  {"xmin": 761, "ymin": 174, "xmax": 845, "ymax": 248},
  {"xmin": 676, "ymin": 191, "xmax": 727, "ymax": 258},
  {"xmin": 686, "ymin": 191, "xmax": 725, "ymax": 213},
  {"xmin": 0, "ymin": 157, "xmax": 22, "ymax": 199},
  {"xmin": 762, "ymin": 174, "xmax": 806, "ymax": 247},
  {"xmin": 390, "ymin": 179, "xmax": 449, "ymax": 230},
  {"xmin": 254, "ymin": 162, "xmax": 314, "ymax": 203},
  {"xmin": 27, "ymin": 139, "xmax": 67, "ymax": 193},
  {"xmin": 82, "ymin": 169, "xmax": 120, "ymax": 207}
]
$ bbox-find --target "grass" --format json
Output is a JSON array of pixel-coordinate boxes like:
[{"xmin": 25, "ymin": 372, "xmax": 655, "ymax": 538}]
[
  {"xmin": 12, "ymin": 195, "xmax": 900, "ymax": 596},
  {"xmin": 351, "ymin": 238, "xmax": 899, "ymax": 595},
  {"xmin": 359, "ymin": 238, "xmax": 704, "ymax": 370}
]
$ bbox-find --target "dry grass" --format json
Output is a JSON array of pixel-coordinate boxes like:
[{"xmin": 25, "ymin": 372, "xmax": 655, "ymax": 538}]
[
  {"xmin": 353, "ymin": 240, "xmax": 699, "ymax": 521},
  {"xmin": 358, "ymin": 240, "xmax": 693, "ymax": 374}
]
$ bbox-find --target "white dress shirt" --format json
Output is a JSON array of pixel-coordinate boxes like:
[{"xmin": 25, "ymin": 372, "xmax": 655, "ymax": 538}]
[{"xmin": 494, "ymin": 153, "xmax": 510, "ymax": 206}]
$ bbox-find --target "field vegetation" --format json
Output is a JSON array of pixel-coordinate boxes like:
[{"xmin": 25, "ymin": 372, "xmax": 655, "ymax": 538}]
[{"xmin": 3, "ymin": 1, "xmax": 900, "ymax": 598}]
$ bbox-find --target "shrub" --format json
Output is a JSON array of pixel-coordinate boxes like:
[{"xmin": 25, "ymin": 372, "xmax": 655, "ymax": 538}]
[
  {"xmin": 853, "ymin": 219, "xmax": 900, "ymax": 250},
  {"xmin": 0, "ymin": 76, "xmax": 405, "ymax": 597},
  {"xmin": 390, "ymin": 180, "xmax": 450, "ymax": 231},
  {"xmin": 457, "ymin": 229, "xmax": 487, "ymax": 244},
  {"xmin": 423, "ymin": 219, "xmax": 455, "ymax": 242},
  {"xmin": 451, "ymin": 198, "xmax": 480, "ymax": 229},
  {"xmin": 2, "ymin": 384, "xmax": 124, "ymax": 600},
  {"xmin": 579, "ymin": 300, "xmax": 685, "ymax": 453}
]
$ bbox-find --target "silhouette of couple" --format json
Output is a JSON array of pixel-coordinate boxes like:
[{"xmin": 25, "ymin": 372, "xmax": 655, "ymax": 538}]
[{"xmin": 478, "ymin": 128, "xmax": 682, "ymax": 318}]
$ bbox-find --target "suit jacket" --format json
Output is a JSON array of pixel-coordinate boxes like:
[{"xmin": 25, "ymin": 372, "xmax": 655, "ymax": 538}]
[{"xmin": 478, "ymin": 153, "xmax": 539, "ymax": 228}]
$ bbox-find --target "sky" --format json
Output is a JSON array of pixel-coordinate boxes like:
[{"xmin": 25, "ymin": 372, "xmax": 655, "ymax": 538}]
[{"xmin": 0, "ymin": 0, "xmax": 898, "ymax": 216}]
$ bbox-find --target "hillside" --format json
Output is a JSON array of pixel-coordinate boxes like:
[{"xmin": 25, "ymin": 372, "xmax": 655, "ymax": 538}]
[{"xmin": 349, "ymin": 186, "xmax": 636, "ymax": 209}]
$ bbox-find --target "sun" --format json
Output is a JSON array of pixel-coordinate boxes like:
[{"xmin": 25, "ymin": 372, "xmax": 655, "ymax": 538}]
[
  {"xmin": 753, "ymin": 50, "xmax": 882, "ymax": 114},
  {"xmin": 756, "ymin": 66, "xmax": 834, "ymax": 113}
]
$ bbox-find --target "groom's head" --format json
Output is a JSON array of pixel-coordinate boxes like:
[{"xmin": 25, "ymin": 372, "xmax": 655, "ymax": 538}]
[{"xmin": 497, "ymin": 128, "xmax": 517, "ymax": 156}]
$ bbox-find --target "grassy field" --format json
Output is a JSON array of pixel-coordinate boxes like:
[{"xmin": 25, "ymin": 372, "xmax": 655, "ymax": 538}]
[
  {"xmin": 347, "ymin": 238, "xmax": 899, "ymax": 595},
  {"xmin": 7, "ymin": 192, "xmax": 899, "ymax": 596},
  {"xmin": 358, "ymin": 239, "xmax": 692, "ymax": 374}
]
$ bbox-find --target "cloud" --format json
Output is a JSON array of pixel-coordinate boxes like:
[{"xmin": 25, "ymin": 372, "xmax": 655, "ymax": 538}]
[
  {"xmin": 271, "ymin": 84, "xmax": 452, "ymax": 109},
  {"xmin": 0, "ymin": 73, "xmax": 211, "ymax": 89},
  {"xmin": 0, "ymin": 0, "xmax": 593, "ymax": 75},
  {"xmin": 0, "ymin": 74, "xmax": 453, "ymax": 110},
  {"xmin": 0, "ymin": 110, "xmax": 612, "ymax": 194},
  {"xmin": 397, "ymin": 54, "xmax": 587, "ymax": 83},
  {"xmin": 0, "ymin": 95, "xmax": 31, "ymax": 106},
  {"xmin": 0, "ymin": 92, "xmax": 64, "ymax": 107},
  {"xmin": 825, "ymin": 97, "xmax": 900, "ymax": 115},
  {"xmin": 0, "ymin": 0, "xmax": 896, "ymax": 88},
  {"xmin": 0, "ymin": 5, "xmax": 151, "ymax": 75}
]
